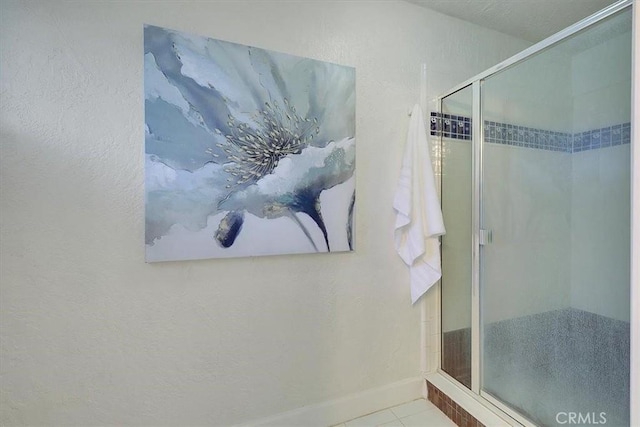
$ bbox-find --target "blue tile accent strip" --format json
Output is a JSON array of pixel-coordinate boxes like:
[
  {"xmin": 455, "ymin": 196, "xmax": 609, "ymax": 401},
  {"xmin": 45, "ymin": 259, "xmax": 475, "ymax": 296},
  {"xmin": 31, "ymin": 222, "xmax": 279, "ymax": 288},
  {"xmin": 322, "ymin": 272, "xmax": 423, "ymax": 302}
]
[
  {"xmin": 484, "ymin": 121, "xmax": 571, "ymax": 152},
  {"xmin": 430, "ymin": 112, "xmax": 471, "ymax": 140},
  {"xmin": 429, "ymin": 112, "xmax": 631, "ymax": 153}
]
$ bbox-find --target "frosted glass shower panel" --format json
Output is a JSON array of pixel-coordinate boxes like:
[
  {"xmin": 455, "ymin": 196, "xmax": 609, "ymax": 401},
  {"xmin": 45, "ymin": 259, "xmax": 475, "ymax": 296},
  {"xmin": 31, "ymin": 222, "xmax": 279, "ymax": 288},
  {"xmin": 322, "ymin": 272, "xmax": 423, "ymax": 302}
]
[
  {"xmin": 440, "ymin": 85, "xmax": 473, "ymax": 389},
  {"xmin": 480, "ymin": 9, "xmax": 631, "ymax": 427}
]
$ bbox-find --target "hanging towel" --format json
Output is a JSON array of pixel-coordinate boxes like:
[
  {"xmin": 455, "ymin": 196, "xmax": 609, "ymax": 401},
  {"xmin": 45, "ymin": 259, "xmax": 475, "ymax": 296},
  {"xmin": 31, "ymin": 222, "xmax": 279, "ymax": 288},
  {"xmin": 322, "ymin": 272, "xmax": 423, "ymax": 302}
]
[{"xmin": 394, "ymin": 104, "xmax": 446, "ymax": 304}]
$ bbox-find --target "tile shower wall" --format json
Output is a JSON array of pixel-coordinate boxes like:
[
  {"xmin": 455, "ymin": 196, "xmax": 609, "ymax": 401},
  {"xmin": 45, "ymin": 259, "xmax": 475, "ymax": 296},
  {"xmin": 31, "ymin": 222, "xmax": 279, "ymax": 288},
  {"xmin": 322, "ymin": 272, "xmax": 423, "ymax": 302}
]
[
  {"xmin": 430, "ymin": 113, "xmax": 471, "ymax": 140},
  {"xmin": 441, "ymin": 328, "xmax": 471, "ymax": 388},
  {"xmin": 482, "ymin": 141, "xmax": 572, "ymax": 323},
  {"xmin": 430, "ymin": 112, "xmax": 631, "ymax": 152},
  {"xmin": 437, "ymin": 12, "xmax": 631, "ymax": 426},
  {"xmin": 570, "ymin": 143, "xmax": 631, "ymax": 322},
  {"xmin": 571, "ymin": 30, "xmax": 632, "ymax": 132},
  {"xmin": 485, "ymin": 121, "xmax": 570, "ymax": 151},
  {"xmin": 568, "ymin": 14, "xmax": 631, "ymax": 323},
  {"xmin": 433, "ymin": 113, "xmax": 631, "ymax": 324},
  {"xmin": 572, "ymin": 122, "xmax": 631, "ymax": 152},
  {"xmin": 440, "ymin": 136, "xmax": 472, "ymax": 334}
]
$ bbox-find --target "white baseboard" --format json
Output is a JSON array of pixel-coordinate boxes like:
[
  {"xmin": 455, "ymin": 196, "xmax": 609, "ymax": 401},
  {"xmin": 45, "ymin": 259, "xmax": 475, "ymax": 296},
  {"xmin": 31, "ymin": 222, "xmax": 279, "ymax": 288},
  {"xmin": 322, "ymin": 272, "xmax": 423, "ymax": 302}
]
[{"xmin": 234, "ymin": 377, "xmax": 424, "ymax": 427}]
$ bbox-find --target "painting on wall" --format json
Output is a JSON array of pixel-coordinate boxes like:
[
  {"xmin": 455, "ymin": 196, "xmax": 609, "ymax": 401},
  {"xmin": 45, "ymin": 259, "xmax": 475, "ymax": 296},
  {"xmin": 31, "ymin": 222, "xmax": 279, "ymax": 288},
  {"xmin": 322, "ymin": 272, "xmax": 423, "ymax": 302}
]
[{"xmin": 144, "ymin": 25, "xmax": 356, "ymax": 262}]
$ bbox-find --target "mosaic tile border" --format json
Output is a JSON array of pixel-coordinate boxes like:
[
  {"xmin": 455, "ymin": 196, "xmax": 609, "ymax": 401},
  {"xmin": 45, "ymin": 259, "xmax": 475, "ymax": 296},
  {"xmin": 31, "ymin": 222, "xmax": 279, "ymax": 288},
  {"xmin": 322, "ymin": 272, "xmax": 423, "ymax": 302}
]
[
  {"xmin": 572, "ymin": 122, "xmax": 631, "ymax": 152},
  {"xmin": 427, "ymin": 381, "xmax": 486, "ymax": 427},
  {"xmin": 429, "ymin": 112, "xmax": 631, "ymax": 153},
  {"xmin": 442, "ymin": 328, "xmax": 471, "ymax": 390},
  {"xmin": 485, "ymin": 121, "xmax": 570, "ymax": 152},
  {"xmin": 430, "ymin": 112, "xmax": 471, "ymax": 141}
]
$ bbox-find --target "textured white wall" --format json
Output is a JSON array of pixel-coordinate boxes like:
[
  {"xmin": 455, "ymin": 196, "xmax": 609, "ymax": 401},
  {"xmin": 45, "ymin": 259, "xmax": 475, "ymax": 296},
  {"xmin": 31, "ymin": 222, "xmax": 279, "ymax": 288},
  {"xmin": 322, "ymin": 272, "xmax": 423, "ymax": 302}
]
[{"xmin": 0, "ymin": 1, "xmax": 528, "ymax": 425}]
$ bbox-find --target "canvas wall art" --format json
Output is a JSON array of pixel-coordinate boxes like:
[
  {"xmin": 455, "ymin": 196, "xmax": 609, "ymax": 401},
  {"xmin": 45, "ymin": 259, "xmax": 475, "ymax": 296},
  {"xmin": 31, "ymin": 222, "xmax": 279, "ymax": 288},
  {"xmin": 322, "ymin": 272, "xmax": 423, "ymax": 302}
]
[{"xmin": 144, "ymin": 25, "xmax": 356, "ymax": 262}]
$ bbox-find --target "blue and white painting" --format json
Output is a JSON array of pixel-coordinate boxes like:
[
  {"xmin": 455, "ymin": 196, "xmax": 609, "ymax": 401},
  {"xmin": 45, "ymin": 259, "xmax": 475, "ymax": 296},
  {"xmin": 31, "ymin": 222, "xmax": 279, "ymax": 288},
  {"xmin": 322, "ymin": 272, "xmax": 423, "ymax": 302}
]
[{"xmin": 144, "ymin": 25, "xmax": 356, "ymax": 262}]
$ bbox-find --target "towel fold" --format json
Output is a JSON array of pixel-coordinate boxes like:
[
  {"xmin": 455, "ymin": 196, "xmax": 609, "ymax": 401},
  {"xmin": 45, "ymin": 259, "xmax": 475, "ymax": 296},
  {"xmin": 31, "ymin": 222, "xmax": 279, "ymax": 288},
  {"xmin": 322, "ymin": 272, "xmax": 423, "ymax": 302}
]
[{"xmin": 394, "ymin": 104, "xmax": 446, "ymax": 304}]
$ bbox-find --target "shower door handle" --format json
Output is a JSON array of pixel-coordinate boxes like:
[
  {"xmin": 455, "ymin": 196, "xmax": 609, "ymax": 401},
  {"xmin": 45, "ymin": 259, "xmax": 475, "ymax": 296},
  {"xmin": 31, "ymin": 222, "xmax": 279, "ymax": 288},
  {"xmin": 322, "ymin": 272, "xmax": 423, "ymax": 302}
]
[{"xmin": 479, "ymin": 229, "xmax": 492, "ymax": 246}]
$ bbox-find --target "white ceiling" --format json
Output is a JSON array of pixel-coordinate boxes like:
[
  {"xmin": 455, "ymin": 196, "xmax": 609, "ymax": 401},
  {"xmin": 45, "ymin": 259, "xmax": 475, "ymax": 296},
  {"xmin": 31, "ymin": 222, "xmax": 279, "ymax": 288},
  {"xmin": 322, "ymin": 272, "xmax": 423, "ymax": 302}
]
[{"xmin": 404, "ymin": 0, "xmax": 618, "ymax": 42}]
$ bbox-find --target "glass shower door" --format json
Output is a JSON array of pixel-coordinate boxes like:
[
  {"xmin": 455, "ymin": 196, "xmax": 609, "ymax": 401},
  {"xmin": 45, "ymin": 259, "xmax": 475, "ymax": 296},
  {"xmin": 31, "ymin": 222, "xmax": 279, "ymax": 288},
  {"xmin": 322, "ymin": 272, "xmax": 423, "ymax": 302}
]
[
  {"xmin": 479, "ymin": 8, "xmax": 631, "ymax": 426},
  {"xmin": 440, "ymin": 85, "xmax": 473, "ymax": 389}
]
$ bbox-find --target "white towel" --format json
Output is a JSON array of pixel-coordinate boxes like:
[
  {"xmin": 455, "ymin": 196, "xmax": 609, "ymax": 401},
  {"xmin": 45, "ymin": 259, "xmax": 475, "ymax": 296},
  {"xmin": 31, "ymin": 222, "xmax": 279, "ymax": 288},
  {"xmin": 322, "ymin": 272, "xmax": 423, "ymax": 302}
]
[{"xmin": 394, "ymin": 104, "xmax": 446, "ymax": 304}]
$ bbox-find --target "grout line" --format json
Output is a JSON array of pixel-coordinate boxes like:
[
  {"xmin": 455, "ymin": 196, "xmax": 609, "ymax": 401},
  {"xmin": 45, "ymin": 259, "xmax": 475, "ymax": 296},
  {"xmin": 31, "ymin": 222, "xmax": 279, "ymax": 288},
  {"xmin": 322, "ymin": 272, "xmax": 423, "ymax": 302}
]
[{"xmin": 340, "ymin": 399, "xmax": 447, "ymax": 426}]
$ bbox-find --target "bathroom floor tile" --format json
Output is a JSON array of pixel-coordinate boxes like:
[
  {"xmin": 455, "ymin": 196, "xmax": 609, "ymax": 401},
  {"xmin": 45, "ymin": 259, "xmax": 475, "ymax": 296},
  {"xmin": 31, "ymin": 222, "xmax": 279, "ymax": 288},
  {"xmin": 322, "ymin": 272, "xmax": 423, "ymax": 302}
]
[
  {"xmin": 344, "ymin": 409, "xmax": 397, "ymax": 426},
  {"xmin": 400, "ymin": 406, "xmax": 456, "ymax": 426},
  {"xmin": 339, "ymin": 399, "xmax": 455, "ymax": 427},
  {"xmin": 390, "ymin": 399, "xmax": 432, "ymax": 418}
]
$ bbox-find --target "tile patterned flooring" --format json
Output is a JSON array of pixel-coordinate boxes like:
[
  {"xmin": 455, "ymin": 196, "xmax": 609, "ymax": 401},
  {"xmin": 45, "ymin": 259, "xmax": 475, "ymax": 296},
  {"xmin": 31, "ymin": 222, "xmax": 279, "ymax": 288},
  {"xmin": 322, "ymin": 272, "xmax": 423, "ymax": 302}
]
[{"xmin": 333, "ymin": 399, "xmax": 456, "ymax": 427}]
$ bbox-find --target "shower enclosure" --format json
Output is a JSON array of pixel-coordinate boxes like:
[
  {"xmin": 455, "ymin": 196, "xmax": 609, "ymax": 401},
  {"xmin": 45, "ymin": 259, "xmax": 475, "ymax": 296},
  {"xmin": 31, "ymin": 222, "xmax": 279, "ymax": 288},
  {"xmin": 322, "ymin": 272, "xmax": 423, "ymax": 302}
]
[{"xmin": 437, "ymin": 2, "xmax": 632, "ymax": 426}]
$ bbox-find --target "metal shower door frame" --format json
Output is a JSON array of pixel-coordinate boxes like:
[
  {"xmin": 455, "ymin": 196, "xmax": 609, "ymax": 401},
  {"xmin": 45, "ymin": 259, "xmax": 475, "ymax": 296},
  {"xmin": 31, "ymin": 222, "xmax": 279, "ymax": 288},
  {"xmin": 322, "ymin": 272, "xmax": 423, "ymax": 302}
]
[{"xmin": 435, "ymin": 1, "xmax": 634, "ymax": 425}]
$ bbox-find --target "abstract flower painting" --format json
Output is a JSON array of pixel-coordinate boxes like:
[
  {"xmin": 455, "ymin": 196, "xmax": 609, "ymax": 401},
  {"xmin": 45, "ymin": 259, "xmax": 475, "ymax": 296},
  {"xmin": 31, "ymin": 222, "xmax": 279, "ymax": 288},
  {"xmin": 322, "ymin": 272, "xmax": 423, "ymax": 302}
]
[{"xmin": 144, "ymin": 25, "xmax": 356, "ymax": 262}]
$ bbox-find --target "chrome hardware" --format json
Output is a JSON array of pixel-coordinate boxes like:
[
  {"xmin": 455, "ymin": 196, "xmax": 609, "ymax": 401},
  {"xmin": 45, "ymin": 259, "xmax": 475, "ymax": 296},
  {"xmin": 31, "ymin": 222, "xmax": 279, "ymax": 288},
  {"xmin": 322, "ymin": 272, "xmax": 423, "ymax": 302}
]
[{"xmin": 479, "ymin": 229, "xmax": 492, "ymax": 246}]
